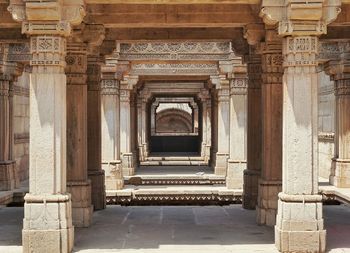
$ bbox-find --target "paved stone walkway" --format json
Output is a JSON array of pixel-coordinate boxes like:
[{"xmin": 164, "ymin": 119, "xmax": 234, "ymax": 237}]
[{"xmin": 0, "ymin": 205, "xmax": 350, "ymax": 253}]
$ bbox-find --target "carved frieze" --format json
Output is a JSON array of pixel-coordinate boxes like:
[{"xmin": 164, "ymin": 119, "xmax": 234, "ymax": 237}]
[
  {"xmin": 130, "ymin": 63, "xmax": 218, "ymax": 76},
  {"xmin": 335, "ymin": 79, "xmax": 350, "ymax": 96},
  {"xmin": 118, "ymin": 41, "xmax": 233, "ymax": 61}
]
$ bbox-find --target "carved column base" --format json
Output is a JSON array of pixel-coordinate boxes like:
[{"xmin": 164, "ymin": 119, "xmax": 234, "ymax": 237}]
[
  {"xmin": 88, "ymin": 170, "xmax": 106, "ymax": 210},
  {"xmin": 214, "ymin": 153, "xmax": 229, "ymax": 176},
  {"xmin": 122, "ymin": 153, "xmax": 135, "ymax": 176},
  {"xmin": 0, "ymin": 160, "xmax": 18, "ymax": 191},
  {"xmin": 243, "ymin": 169, "xmax": 260, "ymax": 209},
  {"xmin": 330, "ymin": 159, "xmax": 350, "ymax": 188},
  {"xmin": 104, "ymin": 161, "xmax": 124, "ymax": 190},
  {"xmin": 226, "ymin": 160, "xmax": 246, "ymax": 189},
  {"xmin": 275, "ymin": 194, "xmax": 325, "ymax": 253},
  {"xmin": 67, "ymin": 180, "xmax": 93, "ymax": 228},
  {"xmin": 256, "ymin": 179, "xmax": 282, "ymax": 226},
  {"xmin": 22, "ymin": 194, "xmax": 74, "ymax": 253}
]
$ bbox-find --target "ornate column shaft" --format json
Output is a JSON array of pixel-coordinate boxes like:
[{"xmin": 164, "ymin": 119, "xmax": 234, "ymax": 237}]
[
  {"xmin": 199, "ymin": 89, "xmax": 211, "ymax": 162},
  {"xmin": 87, "ymin": 56, "xmax": 106, "ymax": 210},
  {"xmin": 243, "ymin": 47, "xmax": 263, "ymax": 209},
  {"xmin": 0, "ymin": 44, "xmax": 20, "ymax": 190},
  {"xmin": 260, "ymin": 1, "xmax": 341, "ymax": 251},
  {"xmin": 257, "ymin": 28, "xmax": 283, "ymax": 226},
  {"xmin": 24, "ymin": 33, "xmax": 74, "ymax": 253},
  {"xmin": 327, "ymin": 42, "xmax": 350, "ymax": 187},
  {"xmin": 213, "ymin": 75, "xmax": 230, "ymax": 176},
  {"xmin": 65, "ymin": 41, "xmax": 92, "ymax": 228},
  {"xmin": 120, "ymin": 76, "xmax": 137, "ymax": 176},
  {"xmin": 101, "ymin": 71, "xmax": 123, "ymax": 190},
  {"xmin": 227, "ymin": 69, "xmax": 248, "ymax": 189},
  {"xmin": 141, "ymin": 89, "xmax": 150, "ymax": 160}
]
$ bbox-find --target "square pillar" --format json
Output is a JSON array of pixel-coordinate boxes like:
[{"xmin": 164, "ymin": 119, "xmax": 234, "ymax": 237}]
[
  {"xmin": 120, "ymin": 76, "xmax": 137, "ymax": 176},
  {"xmin": 328, "ymin": 43, "xmax": 350, "ymax": 188},
  {"xmin": 101, "ymin": 74, "xmax": 123, "ymax": 190},
  {"xmin": 65, "ymin": 42, "xmax": 93, "ymax": 228},
  {"xmin": 227, "ymin": 74, "xmax": 248, "ymax": 189},
  {"xmin": 257, "ymin": 29, "xmax": 283, "ymax": 226},
  {"xmin": 87, "ymin": 57, "xmax": 106, "ymax": 210},
  {"xmin": 22, "ymin": 34, "xmax": 74, "ymax": 253},
  {"xmin": 213, "ymin": 76, "xmax": 230, "ymax": 176},
  {"xmin": 199, "ymin": 89, "xmax": 211, "ymax": 163},
  {"xmin": 275, "ymin": 36, "xmax": 325, "ymax": 253},
  {"xmin": 243, "ymin": 50, "xmax": 262, "ymax": 209}
]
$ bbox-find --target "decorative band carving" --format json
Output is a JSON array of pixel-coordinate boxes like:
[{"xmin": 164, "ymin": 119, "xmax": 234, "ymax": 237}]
[
  {"xmin": 335, "ymin": 79, "xmax": 350, "ymax": 96},
  {"xmin": 101, "ymin": 79, "xmax": 119, "ymax": 95}
]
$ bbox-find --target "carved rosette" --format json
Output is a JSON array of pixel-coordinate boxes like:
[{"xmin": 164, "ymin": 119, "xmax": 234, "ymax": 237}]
[{"xmin": 65, "ymin": 42, "xmax": 88, "ymax": 85}]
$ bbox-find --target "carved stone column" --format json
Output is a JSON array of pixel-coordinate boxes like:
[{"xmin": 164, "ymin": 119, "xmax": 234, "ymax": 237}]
[
  {"xmin": 243, "ymin": 47, "xmax": 263, "ymax": 209},
  {"xmin": 65, "ymin": 41, "xmax": 92, "ymax": 228},
  {"xmin": 23, "ymin": 31, "xmax": 74, "ymax": 253},
  {"xmin": 327, "ymin": 42, "xmax": 350, "ymax": 188},
  {"xmin": 227, "ymin": 70, "xmax": 248, "ymax": 189},
  {"xmin": 120, "ymin": 76, "xmax": 138, "ymax": 176},
  {"xmin": 101, "ymin": 70, "xmax": 123, "ymax": 190},
  {"xmin": 260, "ymin": 1, "xmax": 341, "ymax": 251},
  {"xmin": 213, "ymin": 75, "xmax": 230, "ymax": 176},
  {"xmin": 137, "ymin": 88, "xmax": 151, "ymax": 162},
  {"xmin": 8, "ymin": 1, "xmax": 86, "ymax": 251},
  {"xmin": 87, "ymin": 56, "xmax": 106, "ymax": 210},
  {"xmin": 257, "ymin": 28, "xmax": 283, "ymax": 226},
  {"xmin": 0, "ymin": 44, "xmax": 20, "ymax": 191}
]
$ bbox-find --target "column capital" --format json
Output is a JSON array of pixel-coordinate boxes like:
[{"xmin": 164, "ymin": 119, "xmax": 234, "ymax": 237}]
[
  {"xmin": 324, "ymin": 41, "xmax": 350, "ymax": 80},
  {"xmin": 259, "ymin": 0, "xmax": 342, "ymax": 36},
  {"xmin": 243, "ymin": 23, "xmax": 265, "ymax": 46},
  {"xmin": 8, "ymin": 0, "xmax": 86, "ymax": 37},
  {"xmin": 66, "ymin": 41, "xmax": 87, "ymax": 85}
]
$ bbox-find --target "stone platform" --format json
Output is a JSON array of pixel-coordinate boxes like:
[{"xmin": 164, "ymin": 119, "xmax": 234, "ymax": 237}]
[{"xmin": 126, "ymin": 166, "xmax": 225, "ymax": 186}]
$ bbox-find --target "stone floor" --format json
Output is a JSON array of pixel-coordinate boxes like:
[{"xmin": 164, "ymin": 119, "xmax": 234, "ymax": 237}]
[{"xmin": 1, "ymin": 204, "xmax": 350, "ymax": 253}]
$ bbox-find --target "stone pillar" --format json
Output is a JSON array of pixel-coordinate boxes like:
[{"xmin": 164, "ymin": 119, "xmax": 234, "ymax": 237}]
[
  {"xmin": 137, "ymin": 97, "xmax": 144, "ymax": 161},
  {"xmin": 0, "ymin": 46, "xmax": 20, "ymax": 190},
  {"xmin": 65, "ymin": 42, "xmax": 92, "ymax": 227},
  {"xmin": 7, "ymin": 1, "xmax": 86, "ymax": 251},
  {"xmin": 243, "ymin": 49, "xmax": 262, "ymax": 209},
  {"xmin": 257, "ymin": 29, "xmax": 283, "ymax": 226},
  {"xmin": 141, "ymin": 89, "xmax": 150, "ymax": 160},
  {"xmin": 260, "ymin": 1, "xmax": 341, "ymax": 251},
  {"xmin": 101, "ymin": 73, "xmax": 123, "ymax": 190},
  {"xmin": 23, "ymin": 34, "xmax": 75, "ymax": 253},
  {"xmin": 87, "ymin": 57, "xmax": 106, "ymax": 210},
  {"xmin": 227, "ymin": 72, "xmax": 248, "ymax": 189},
  {"xmin": 328, "ymin": 43, "xmax": 350, "ymax": 188},
  {"xmin": 199, "ymin": 89, "xmax": 211, "ymax": 162},
  {"xmin": 214, "ymin": 75, "xmax": 230, "ymax": 176},
  {"xmin": 120, "ymin": 76, "xmax": 137, "ymax": 176}
]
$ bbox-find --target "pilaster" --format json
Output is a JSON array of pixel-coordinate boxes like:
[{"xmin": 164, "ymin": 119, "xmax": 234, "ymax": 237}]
[
  {"xmin": 101, "ymin": 67, "xmax": 123, "ymax": 190},
  {"xmin": 325, "ymin": 41, "xmax": 350, "ymax": 188},
  {"xmin": 198, "ymin": 89, "xmax": 211, "ymax": 163},
  {"xmin": 260, "ymin": 1, "xmax": 342, "ymax": 251},
  {"xmin": 227, "ymin": 67, "xmax": 248, "ymax": 189},
  {"xmin": 257, "ymin": 28, "xmax": 283, "ymax": 226}
]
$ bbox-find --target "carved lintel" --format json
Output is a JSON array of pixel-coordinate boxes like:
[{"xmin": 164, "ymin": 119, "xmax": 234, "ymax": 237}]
[{"xmin": 260, "ymin": 0, "xmax": 342, "ymax": 36}]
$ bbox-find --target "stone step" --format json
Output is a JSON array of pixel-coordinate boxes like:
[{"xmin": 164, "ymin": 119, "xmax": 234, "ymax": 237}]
[
  {"xmin": 140, "ymin": 160, "xmax": 208, "ymax": 166},
  {"xmin": 106, "ymin": 185, "xmax": 243, "ymax": 205},
  {"xmin": 125, "ymin": 174, "xmax": 226, "ymax": 186}
]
